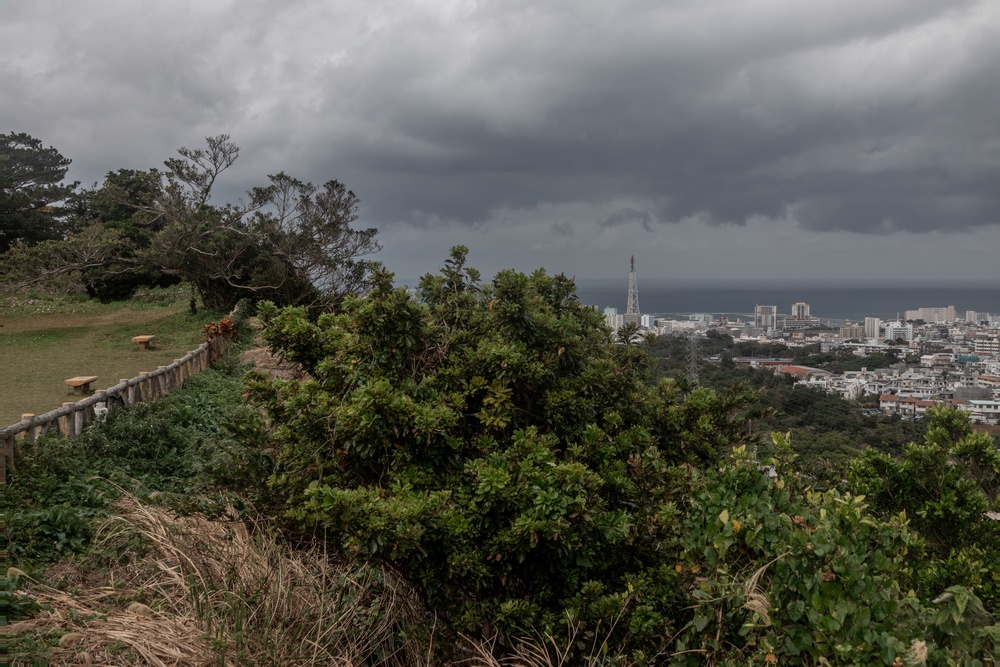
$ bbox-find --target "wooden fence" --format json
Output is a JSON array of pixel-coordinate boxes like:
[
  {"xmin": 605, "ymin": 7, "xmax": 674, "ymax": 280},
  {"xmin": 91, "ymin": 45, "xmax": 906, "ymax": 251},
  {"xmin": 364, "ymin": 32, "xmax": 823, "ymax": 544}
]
[{"xmin": 0, "ymin": 334, "xmax": 232, "ymax": 484}]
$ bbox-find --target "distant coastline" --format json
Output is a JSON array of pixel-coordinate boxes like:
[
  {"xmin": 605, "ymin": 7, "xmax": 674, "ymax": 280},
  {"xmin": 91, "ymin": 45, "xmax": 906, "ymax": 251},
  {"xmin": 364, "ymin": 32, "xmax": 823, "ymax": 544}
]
[
  {"xmin": 391, "ymin": 276, "xmax": 999, "ymax": 325},
  {"xmin": 572, "ymin": 282, "xmax": 1000, "ymax": 324}
]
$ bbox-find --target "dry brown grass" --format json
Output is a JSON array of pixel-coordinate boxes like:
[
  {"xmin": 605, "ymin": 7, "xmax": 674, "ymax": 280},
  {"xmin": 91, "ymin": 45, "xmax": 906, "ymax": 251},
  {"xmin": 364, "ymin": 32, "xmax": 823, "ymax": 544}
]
[
  {"xmin": 7, "ymin": 493, "xmax": 433, "ymax": 666},
  {"xmin": 741, "ymin": 562, "xmax": 773, "ymax": 628},
  {"xmin": 740, "ymin": 550, "xmax": 790, "ymax": 630},
  {"xmin": 464, "ymin": 620, "xmax": 637, "ymax": 667},
  {"xmin": 3, "ymin": 570, "xmax": 219, "ymax": 666}
]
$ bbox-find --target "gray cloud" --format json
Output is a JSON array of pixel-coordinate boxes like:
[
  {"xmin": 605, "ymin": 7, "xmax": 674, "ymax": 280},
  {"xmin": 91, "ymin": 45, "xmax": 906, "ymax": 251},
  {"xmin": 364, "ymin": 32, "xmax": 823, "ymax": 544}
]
[
  {"xmin": 551, "ymin": 222, "xmax": 574, "ymax": 237},
  {"xmin": 602, "ymin": 207, "xmax": 654, "ymax": 232},
  {"xmin": 2, "ymin": 0, "xmax": 999, "ymax": 281}
]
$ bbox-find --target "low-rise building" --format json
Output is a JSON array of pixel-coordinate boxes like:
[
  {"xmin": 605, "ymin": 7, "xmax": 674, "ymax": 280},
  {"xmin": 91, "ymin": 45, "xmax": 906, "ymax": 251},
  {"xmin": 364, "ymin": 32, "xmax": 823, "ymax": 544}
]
[
  {"xmin": 840, "ymin": 323, "xmax": 864, "ymax": 339},
  {"xmin": 973, "ymin": 331, "xmax": 1000, "ymax": 357},
  {"xmin": 960, "ymin": 400, "xmax": 1000, "ymax": 424}
]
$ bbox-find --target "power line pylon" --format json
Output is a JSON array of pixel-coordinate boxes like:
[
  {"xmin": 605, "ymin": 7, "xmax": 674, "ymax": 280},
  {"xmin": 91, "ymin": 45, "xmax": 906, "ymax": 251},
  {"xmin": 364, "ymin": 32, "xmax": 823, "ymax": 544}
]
[
  {"xmin": 626, "ymin": 255, "xmax": 640, "ymax": 316},
  {"xmin": 688, "ymin": 334, "xmax": 699, "ymax": 383}
]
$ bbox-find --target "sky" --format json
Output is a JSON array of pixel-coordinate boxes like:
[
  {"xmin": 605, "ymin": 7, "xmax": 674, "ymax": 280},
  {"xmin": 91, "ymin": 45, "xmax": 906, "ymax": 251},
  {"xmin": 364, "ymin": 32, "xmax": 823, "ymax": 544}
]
[{"xmin": 3, "ymin": 0, "xmax": 1000, "ymax": 285}]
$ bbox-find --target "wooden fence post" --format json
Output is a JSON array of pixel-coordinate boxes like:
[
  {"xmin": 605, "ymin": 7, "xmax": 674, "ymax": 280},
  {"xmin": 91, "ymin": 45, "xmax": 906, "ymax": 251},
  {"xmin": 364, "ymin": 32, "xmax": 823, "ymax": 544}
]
[
  {"xmin": 21, "ymin": 413, "xmax": 36, "ymax": 442},
  {"xmin": 157, "ymin": 367, "xmax": 168, "ymax": 396},
  {"xmin": 1, "ymin": 433, "xmax": 13, "ymax": 483},
  {"xmin": 74, "ymin": 406, "xmax": 84, "ymax": 436},
  {"xmin": 59, "ymin": 403, "xmax": 75, "ymax": 436}
]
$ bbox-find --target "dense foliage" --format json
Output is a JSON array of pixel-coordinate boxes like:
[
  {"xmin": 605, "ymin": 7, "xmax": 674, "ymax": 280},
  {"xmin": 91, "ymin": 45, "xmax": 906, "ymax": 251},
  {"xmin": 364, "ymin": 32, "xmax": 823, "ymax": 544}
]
[
  {"xmin": 0, "ymin": 132, "xmax": 78, "ymax": 253},
  {"xmin": 848, "ymin": 405, "xmax": 1000, "ymax": 611},
  {"xmin": 250, "ymin": 247, "xmax": 758, "ymax": 654},
  {"xmin": 251, "ymin": 248, "xmax": 998, "ymax": 663},
  {"xmin": 0, "ymin": 134, "xmax": 380, "ymax": 310},
  {"xmin": 675, "ymin": 435, "xmax": 998, "ymax": 665}
]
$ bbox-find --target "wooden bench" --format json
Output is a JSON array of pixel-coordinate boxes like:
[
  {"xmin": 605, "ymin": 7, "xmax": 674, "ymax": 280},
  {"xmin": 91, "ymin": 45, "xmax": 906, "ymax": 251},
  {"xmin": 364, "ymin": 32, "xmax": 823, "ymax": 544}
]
[
  {"xmin": 65, "ymin": 376, "xmax": 99, "ymax": 395},
  {"xmin": 132, "ymin": 335, "xmax": 156, "ymax": 350}
]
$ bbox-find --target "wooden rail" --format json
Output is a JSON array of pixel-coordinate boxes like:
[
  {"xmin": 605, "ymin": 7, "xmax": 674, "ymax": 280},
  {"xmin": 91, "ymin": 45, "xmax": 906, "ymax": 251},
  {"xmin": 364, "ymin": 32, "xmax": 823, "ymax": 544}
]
[{"xmin": 0, "ymin": 333, "xmax": 231, "ymax": 484}]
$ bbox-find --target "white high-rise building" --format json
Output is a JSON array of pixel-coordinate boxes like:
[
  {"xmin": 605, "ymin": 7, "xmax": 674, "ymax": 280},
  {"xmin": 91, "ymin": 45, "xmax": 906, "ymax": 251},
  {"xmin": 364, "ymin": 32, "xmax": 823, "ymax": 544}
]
[
  {"xmin": 885, "ymin": 321, "xmax": 914, "ymax": 343},
  {"xmin": 784, "ymin": 301, "xmax": 818, "ymax": 330},
  {"xmin": 864, "ymin": 317, "xmax": 881, "ymax": 340},
  {"xmin": 755, "ymin": 305, "xmax": 777, "ymax": 331},
  {"xmin": 973, "ymin": 331, "xmax": 1000, "ymax": 356}
]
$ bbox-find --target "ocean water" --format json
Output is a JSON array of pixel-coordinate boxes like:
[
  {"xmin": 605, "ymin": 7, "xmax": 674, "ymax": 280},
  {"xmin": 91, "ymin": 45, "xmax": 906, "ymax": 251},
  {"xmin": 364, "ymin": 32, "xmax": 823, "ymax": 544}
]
[{"xmin": 573, "ymin": 282, "xmax": 1000, "ymax": 324}]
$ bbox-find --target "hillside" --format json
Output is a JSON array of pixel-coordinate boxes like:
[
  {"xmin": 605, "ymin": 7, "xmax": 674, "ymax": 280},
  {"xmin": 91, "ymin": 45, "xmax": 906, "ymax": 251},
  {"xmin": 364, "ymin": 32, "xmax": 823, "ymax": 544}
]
[
  {"xmin": 3, "ymin": 263, "xmax": 998, "ymax": 665},
  {"xmin": 0, "ymin": 289, "xmax": 221, "ymax": 425}
]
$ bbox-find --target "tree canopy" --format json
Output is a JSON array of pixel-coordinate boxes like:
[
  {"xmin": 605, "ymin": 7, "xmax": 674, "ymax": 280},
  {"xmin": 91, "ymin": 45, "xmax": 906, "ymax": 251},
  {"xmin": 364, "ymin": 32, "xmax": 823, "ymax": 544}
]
[
  {"xmin": 0, "ymin": 135, "xmax": 381, "ymax": 309},
  {"xmin": 848, "ymin": 405, "xmax": 1000, "ymax": 610},
  {"xmin": 0, "ymin": 132, "xmax": 78, "ymax": 253}
]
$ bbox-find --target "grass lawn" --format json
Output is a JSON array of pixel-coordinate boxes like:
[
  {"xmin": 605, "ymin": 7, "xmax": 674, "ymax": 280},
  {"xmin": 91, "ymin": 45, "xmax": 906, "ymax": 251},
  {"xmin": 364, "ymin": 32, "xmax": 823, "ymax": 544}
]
[{"xmin": 0, "ymin": 288, "xmax": 225, "ymax": 426}]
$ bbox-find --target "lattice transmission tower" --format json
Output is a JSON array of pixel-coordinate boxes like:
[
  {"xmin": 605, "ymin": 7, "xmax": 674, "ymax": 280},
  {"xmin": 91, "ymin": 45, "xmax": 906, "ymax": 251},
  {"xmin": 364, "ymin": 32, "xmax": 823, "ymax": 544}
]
[
  {"xmin": 688, "ymin": 334, "xmax": 699, "ymax": 383},
  {"xmin": 626, "ymin": 255, "xmax": 640, "ymax": 316}
]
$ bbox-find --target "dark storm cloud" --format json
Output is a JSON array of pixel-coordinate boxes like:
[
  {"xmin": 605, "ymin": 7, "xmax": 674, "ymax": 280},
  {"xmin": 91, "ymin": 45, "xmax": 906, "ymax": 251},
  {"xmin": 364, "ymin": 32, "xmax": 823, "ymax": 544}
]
[
  {"xmin": 298, "ymin": 0, "xmax": 999, "ymax": 235},
  {"xmin": 3, "ymin": 0, "xmax": 999, "ymax": 255},
  {"xmin": 602, "ymin": 208, "xmax": 654, "ymax": 232}
]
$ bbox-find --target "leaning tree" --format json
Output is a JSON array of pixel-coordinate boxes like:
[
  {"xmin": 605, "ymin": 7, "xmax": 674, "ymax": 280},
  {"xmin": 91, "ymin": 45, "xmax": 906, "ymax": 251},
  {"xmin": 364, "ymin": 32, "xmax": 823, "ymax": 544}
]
[
  {"xmin": 1, "ymin": 135, "xmax": 381, "ymax": 309},
  {"xmin": 145, "ymin": 135, "xmax": 380, "ymax": 309}
]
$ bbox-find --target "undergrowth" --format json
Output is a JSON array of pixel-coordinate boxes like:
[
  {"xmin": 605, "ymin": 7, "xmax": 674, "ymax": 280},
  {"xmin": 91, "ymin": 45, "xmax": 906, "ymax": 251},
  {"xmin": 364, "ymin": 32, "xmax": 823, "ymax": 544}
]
[
  {"xmin": 6, "ymin": 292, "xmax": 995, "ymax": 665},
  {"xmin": 4, "ymin": 365, "xmax": 265, "ymax": 568}
]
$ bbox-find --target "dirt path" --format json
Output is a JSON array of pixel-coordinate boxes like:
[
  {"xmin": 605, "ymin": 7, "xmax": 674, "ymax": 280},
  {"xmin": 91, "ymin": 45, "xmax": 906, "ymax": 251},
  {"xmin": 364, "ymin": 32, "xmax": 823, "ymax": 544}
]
[
  {"xmin": 239, "ymin": 347, "xmax": 305, "ymax": 380},
  {"xmin": 0, "ymin": 307, "xmax": 183, "ymax": 334}
]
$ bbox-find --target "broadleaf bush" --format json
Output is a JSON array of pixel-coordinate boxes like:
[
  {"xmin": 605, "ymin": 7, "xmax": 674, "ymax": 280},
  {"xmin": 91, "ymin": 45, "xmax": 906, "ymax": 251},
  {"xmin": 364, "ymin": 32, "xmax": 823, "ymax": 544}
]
[
  {"xmin": 251, "ymin": 248, "xmax": 999, "ymax": 663},
  {"xmin": 250, "ymin": 247, "xmax": 771, "ymax": 657}
]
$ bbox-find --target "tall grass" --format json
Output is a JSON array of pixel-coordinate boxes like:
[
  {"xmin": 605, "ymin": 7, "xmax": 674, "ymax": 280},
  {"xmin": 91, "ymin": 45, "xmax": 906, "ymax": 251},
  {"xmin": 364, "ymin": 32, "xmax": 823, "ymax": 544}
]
[
  {"xmin": 104, "ymin": 493, "xmax": 433, "ymax": 665},
  {"xmin": 11, "ymin": 491, "xmax": 433, "ymax": 666},
  {"xmin": 10, "ymin": 490, "xmax": 635, "ymax": 666}
]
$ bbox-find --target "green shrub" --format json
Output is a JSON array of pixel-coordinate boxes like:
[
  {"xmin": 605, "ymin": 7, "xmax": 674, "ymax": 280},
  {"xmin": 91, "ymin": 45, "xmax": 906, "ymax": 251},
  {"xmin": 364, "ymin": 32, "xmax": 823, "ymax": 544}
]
[
  {"xmin": 848, "ymin": 405, "xmax": 1000, "ymax": 611},
  {"xmin": 250, "ymin": 247, "xmax": 759, "ymax": 658},
  {"xmin": 672, "ymin": 436, "xmax": 999, "ymax": 664}
]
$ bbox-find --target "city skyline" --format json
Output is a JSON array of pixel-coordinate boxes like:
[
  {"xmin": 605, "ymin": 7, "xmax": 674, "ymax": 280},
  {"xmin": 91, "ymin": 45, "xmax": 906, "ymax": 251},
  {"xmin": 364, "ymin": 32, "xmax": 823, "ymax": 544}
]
[
  {"xmin": 4, "ymin": 1, "xmax": 1000, "ymax": 283},
  {"xmin": 574, "ymin": 280, "xmax": 998, "ymax": 324}
]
